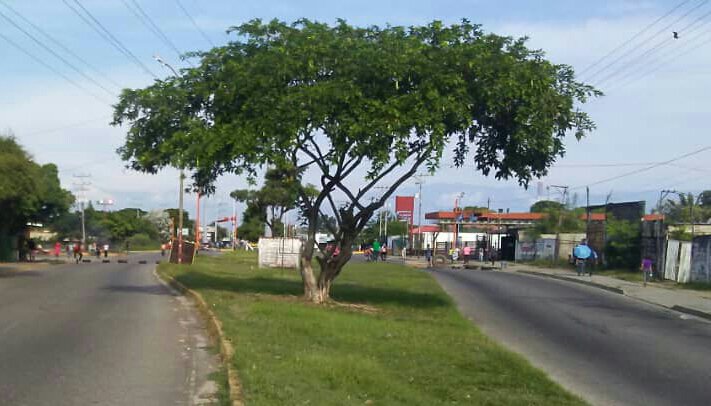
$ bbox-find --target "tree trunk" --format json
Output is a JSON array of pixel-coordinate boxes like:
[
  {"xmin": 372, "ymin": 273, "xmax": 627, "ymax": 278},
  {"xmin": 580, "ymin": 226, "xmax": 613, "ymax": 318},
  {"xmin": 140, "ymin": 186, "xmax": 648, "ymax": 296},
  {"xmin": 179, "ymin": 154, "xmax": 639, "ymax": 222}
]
[
  {"xmin": 299, "ymin": 233, "xmax": 353, "ymax": 304},
  {"xmin": 300, "ymin": 237, "xmax": 320, "ymax": 303}
]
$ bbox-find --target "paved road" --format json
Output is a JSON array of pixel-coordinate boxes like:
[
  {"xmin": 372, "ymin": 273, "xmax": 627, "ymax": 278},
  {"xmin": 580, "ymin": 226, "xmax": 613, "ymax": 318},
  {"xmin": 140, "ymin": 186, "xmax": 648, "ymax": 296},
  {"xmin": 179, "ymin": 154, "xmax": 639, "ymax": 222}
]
[
  {"xmin": 0, "ymin": 254, "xmax": 218, "ymax": 406},
  {"xmin": 433, "ymin": 268, "xmax": 711, "ymax": 406}
]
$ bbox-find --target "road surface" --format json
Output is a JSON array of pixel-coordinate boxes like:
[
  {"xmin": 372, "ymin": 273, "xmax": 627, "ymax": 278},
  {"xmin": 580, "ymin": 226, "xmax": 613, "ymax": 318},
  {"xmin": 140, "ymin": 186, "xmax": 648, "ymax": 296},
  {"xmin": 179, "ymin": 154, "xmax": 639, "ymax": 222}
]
[
  {"xmin": 433, "ymin": 268, "xmax": 711, "ymax": 406},
  {"xmin": 0, "ymin": 254, "xmax": 219, "ymax": 406}
]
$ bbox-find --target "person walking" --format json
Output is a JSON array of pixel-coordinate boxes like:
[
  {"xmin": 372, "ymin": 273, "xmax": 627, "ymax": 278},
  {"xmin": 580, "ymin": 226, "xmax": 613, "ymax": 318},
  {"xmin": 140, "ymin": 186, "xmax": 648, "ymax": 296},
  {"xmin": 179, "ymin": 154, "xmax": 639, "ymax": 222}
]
[
  {"xmin": 73, "ymin": 243, "xmax": 83, "ymax": 264},
  {"xmin": 372, "ymin": 240, "xmax": 381, "ymax": 262},
  {"xmin": 641, "ymin": 257, "xmax": 654, "ymax": 286},
  {"xmin": 380, "ymin": 244, "xmax": 387, "ymax": 261},
  {"xmin": 103, "ymin": 243, "xmax": 109, "ymax": 258},
  {"xmin": 425, "ymin": 244, "xmax": 433, "ymax": 268},
  {"xmin": 573, "ymin": 239, "xmax": 592, "ymax": 276}
]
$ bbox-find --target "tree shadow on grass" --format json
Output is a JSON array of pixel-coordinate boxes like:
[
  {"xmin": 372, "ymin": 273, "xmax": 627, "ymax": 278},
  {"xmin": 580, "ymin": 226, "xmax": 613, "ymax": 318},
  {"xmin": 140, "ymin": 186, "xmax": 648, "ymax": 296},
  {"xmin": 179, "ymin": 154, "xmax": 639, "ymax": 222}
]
[{"xmin": 175, "ymin": 272, "xmax": 449, "ymax": 309}]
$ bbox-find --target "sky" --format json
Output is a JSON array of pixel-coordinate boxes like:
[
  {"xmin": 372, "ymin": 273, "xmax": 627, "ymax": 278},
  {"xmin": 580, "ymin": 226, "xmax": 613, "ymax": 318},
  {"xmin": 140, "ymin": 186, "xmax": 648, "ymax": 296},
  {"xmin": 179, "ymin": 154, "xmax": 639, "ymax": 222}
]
[{"xmin": 1, "ymin": 0, "xmax": 710, "ymax": 225}]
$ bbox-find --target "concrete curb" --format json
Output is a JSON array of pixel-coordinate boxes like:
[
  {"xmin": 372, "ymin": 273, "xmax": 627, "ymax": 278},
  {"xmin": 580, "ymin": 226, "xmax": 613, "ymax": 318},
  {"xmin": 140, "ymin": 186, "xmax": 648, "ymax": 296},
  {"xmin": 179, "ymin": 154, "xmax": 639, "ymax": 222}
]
[
  {"xmin": 516, "ymin": 270, "xmax": 625, "ymax": 294},
  {"xmin": 671, "ymin": 305, "xmax": 711, "ymax": 321},
  {"xmin": 156, "ymin": 271, "xmax": 244, "ymax": 406}
]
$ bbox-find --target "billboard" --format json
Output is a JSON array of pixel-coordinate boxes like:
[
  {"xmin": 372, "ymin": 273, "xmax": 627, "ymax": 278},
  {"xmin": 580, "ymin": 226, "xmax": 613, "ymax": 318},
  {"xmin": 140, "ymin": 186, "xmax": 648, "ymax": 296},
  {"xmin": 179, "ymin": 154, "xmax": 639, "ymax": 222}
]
[{"xmin": 395, "ymin": 196, "xmax": 415, "ymax": 224}]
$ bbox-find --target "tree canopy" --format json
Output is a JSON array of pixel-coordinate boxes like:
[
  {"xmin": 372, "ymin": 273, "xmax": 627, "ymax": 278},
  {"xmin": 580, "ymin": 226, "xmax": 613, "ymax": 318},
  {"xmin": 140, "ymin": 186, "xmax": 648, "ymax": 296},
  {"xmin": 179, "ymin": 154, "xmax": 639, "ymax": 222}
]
[
  {"xmin": 530, "ymin": 200, "xmax": 565, "ymax": 213},
  {"xmin": 231, "ymin": 166, "xmax": 316, "ymax": 237},
  {"xmin": 113, "ymin": 19, "xmax": 598, "ymax": 302},
  {"xmin": 0, "ymin": 135, "xmax": 73, "ymax": 236}
]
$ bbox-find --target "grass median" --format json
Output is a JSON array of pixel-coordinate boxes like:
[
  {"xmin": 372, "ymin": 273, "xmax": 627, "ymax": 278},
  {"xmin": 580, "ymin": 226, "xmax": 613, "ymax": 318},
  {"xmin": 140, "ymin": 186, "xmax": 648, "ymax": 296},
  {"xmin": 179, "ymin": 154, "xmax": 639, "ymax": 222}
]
[{"xmin": 159, "ymin": 251, "xmax": 585, "ymax": 406}]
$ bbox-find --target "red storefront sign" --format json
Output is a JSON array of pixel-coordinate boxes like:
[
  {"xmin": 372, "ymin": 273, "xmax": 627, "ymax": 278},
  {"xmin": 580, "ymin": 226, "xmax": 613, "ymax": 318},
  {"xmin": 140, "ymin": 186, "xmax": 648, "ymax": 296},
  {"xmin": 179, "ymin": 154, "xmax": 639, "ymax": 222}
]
[{"xmin": 395, "ymin": 196, "xmax": 415, "ymax": 224}]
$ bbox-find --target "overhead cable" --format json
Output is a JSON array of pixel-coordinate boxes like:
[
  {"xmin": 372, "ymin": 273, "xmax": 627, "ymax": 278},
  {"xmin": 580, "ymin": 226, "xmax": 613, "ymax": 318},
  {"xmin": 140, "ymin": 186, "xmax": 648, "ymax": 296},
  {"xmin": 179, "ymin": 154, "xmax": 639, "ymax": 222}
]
[
  {"xmin": 0, "ymin": 31, "xmax": 111, "ymax": 105},
  {"xmin": 596, "ymin": 6, "xmax": 711, "ymax": 88},
  {"xmin": 572, "ymin": 145, "xmax": 711, "ymax": 189},
  {"xmin": 121, "ymin": 0, "xmax": 193, "ymax": 66},
  {"xmin": 0, "ymin": 8, "xmax": 116, "ymax": 97},
  {"xmin": 577, "ymin": 0, "xmax": 693, "ymax": 77},
  {"xmin": 173, "ymin": 0, "xmax": 215, "ymax": 47},
  {"xmin": 62, "ymin": 0, "xmax": 157, "ymax": 79},
  {"xmin": 0, "ymin": 0, "xmax": 122, "ymax": 89},
  {"xmin": 583, "ymin": 0, "xmax": 708, "ymax": 84}
]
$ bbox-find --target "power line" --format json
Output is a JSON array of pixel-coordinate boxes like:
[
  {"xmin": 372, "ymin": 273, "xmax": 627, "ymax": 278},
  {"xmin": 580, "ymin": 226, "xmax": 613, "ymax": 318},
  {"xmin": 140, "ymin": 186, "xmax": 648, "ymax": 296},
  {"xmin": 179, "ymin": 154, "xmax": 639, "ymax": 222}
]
[
  {"xmin": 121, "ymin": 0, "xmax": 192, "ymax": 66},
  {"xmin": 606, "ymin": 19, "xmax": 711, "ymax": 92},
  {"xmin": 173, "ymin": 0, "xmax": 215, "ymax": 47},
  {"xmin": 62, "ymin": 0, "xmax": 158, "ymax": 79},
  {"xmin": 0, "ymin": 31, "xmax": 111, "ymax": 105},
  {"xmin": 577, "ymin": 0, "xmax": 693, "ymax": 77},
  {"xmin": 0, "ymin": 0, "xmax": 122, "ymax": 90},
  {"xmin": 0, "ymin": 8, "xmax": 116, "ymax": 97},
  {"xmin": 24, "ymin": 116, "xmax": 113, "ymax": 137},
  {"xmin": 572, "ymin": 145, "xmax": 711, "ymax": 190},
  {"xmin": 584, "ymin": 0, "xmax": 708, "ymax": 84},
  {"xmin": 596, "ymin": 5, "xmax": 711, "ymax": 88}
]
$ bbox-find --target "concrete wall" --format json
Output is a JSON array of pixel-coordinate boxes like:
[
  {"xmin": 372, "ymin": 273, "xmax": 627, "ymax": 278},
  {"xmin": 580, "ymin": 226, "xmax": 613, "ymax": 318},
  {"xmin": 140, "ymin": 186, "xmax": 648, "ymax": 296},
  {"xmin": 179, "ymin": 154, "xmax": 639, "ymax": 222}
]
[
  {"xmin": 691, "ymin": 236, "xmax": 711, "ymax": 283},
  {"xmin": 665, "ymin": 239, "xmax": 693, "ymax": 283},
  {"xmin": 515, "ymin": 233, "xmax": 586, "ymax": 262},
  {"xmin": 258, "ymin": 238, "xmax": 302, "ymax": 269}
]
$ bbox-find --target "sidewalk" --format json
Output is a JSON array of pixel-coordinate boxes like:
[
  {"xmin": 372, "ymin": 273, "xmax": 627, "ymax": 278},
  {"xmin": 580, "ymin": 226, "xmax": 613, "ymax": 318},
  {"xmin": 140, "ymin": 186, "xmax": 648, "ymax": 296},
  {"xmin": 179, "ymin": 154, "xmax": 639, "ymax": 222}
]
[{"xmin": 395, "ymin": 256, "xmax": 711, "ymax": 322}]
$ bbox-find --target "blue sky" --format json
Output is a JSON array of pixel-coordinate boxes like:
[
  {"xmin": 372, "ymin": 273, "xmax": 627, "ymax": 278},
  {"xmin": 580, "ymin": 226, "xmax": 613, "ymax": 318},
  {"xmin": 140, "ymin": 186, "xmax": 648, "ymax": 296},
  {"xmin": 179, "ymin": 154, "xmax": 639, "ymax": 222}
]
[{"xmin": 1, "ymin": 0, "xmax": 710, "ymax": 222}]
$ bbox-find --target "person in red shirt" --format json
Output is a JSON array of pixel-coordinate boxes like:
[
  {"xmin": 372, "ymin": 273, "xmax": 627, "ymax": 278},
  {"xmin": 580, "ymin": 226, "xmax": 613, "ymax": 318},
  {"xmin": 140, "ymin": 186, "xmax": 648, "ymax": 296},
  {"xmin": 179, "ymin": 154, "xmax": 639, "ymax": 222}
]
[{"xmin": 73, "ymin": 243, "xmax": 83, "ymax": 264}]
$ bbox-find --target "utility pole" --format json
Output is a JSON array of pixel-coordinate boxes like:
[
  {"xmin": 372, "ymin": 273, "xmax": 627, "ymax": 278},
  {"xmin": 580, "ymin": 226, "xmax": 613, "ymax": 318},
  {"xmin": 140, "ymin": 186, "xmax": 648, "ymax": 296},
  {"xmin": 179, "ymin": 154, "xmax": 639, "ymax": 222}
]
[
  {"xmin": 413, "ymin": 173, "xmax": 432, "ymax": 256},
  {"xmin": 73, "ymin": 174, "xmax": 91, "ymax": 249},
  {"xmin": 549, "ymin": 185, "xmax": 569, "ymax": 263}
]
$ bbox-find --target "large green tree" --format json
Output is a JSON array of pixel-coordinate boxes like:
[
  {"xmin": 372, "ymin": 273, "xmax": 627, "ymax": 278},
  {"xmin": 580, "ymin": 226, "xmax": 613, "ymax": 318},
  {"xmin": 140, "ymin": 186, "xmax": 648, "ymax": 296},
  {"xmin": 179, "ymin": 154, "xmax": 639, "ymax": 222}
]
[
  {"xmin": 0, "ymin": 135, "xmax": 73, "ymax": 238},
  {"xmin": 113, "ymin": 19, "xmax": 598, "ymax": 303}
]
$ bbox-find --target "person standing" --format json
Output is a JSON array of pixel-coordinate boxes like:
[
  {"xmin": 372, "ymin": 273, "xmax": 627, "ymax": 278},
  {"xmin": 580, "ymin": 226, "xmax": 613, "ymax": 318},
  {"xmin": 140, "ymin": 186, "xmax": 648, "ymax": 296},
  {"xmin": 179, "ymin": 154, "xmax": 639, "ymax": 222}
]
[
  {"xmin": 462, "ymin": 243, "xmax": 471, "ymax": 265},
  {"xmin": 372, "ymin": 240, "xmax": 381, "ymax": 262},
  {"xmin": 54, "ymin": 241, "xmax": 61, "ymax": 258},
  {"xmin": 380, "ymin": 244, "xmax": 387, "ymax": 261},
  {"xmin": 103, "ymin": 243, "xmax": 109, "ymax": 258}
]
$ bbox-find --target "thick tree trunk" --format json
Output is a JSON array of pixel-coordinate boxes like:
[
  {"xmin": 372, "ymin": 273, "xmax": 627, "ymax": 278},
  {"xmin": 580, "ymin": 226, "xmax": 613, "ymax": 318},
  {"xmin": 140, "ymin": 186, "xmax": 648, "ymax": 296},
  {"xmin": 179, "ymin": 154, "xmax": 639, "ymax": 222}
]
[{"xmin": 299, "ymin": 234, "xmax": 353, "ymax": 304}]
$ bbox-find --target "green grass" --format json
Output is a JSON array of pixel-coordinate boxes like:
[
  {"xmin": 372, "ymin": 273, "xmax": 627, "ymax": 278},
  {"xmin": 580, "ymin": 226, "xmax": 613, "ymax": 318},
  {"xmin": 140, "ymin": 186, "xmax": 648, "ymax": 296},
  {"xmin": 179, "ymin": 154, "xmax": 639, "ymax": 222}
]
[{"xmin": 159, "ymin": 251, "xmax": 585, "ymax": 406}]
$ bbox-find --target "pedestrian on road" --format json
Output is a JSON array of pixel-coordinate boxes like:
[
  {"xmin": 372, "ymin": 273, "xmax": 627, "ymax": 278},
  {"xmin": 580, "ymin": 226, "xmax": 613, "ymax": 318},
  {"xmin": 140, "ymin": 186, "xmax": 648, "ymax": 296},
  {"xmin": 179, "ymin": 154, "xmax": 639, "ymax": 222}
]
[
  {"xmin": 425, "ymin": 244, "xmax": 433, "ymax": 267},
  {"xmin": 53, "ymin": 241, "xmax": 61, "ymax": 258},
  {"xmin": 73, "ymin": 243, "xmax": 83, "ymax": 264},
  {"xmin": 103, "ymin": 243, "xmax": 109, "ymax": 258}
]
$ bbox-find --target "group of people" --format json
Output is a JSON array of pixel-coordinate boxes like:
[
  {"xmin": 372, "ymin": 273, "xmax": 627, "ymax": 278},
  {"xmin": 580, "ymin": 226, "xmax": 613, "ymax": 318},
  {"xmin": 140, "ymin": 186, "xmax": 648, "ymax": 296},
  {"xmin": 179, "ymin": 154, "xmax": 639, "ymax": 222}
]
[
  {"xmin": 363, "ymin": 240, "xmax": 387, "ymax": 262},
  {"xmin": 51, "ymin": 241, "xmax": 110, "ymax": 264}
]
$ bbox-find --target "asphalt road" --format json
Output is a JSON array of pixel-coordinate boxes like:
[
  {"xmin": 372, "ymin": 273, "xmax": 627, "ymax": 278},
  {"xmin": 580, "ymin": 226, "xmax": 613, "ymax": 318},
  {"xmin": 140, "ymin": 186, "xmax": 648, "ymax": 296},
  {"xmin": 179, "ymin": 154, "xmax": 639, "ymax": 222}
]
[
  {"xmin": 433, "ymin": 268, "xmax": 711, "ymax": 406},
  {"xmin": 0, "ymin": 254, "xmax": 219, "ymax": 406}
]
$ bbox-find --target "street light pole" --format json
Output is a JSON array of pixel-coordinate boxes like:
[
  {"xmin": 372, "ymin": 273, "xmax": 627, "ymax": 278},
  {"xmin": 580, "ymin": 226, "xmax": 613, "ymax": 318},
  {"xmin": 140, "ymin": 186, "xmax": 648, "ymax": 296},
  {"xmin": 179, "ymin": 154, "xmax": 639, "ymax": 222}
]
[{"xmin": 154, "ymin": 54, "xmax": 184, "ymax": 263}]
